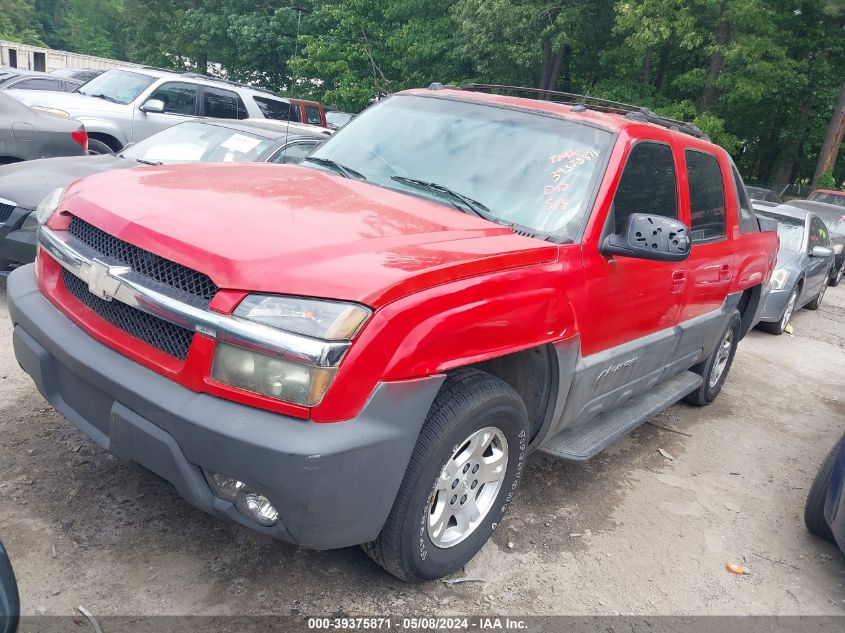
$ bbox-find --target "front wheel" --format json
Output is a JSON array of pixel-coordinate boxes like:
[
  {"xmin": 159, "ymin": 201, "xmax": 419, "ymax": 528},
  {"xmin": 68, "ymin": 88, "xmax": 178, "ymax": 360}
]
[
  {"xmin": 685, "ymin": 310, "xmax": 740, "ymax": 406},
  {"xmin": 804, "ymin": 440, "xmax": 839, "ymax": 543},
  {"xmin": 86, "ymin": 138, "xmax": 114, "ymax": 155},
  {"xmin": 759, "ymin": 286, "xmax": 799, "ymax": 335},
  {"xmin": 363, "ymin": 369, "xmax": 528, "ymax": 582}
]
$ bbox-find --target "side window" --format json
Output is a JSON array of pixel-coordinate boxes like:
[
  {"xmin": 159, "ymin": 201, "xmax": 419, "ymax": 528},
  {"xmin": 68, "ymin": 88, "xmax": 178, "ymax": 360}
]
[
  {"xmin": 253, "ymin": 96, "xmax": 292, "ymax": 121},
  {"xmin": 148, "ymin": 82, "xmax": 197, "ymax": 115},
  {"xmin": 203, "ymin": 87, "xmax": 239, "ymax": 119},
  {"xmin": 611, "ymin": 141, "xmax": 678, "ymax": 233},
  {"xmin": 269, "ymin": 141, "xmax": 318, "ymax": 164},
  {"xmin": 810, "ymin": 217, "xmax": 830, "ymax": 248},
  {"xmin": 686, "ymin": 150, "xmax": 726, "ymax": 242},
  {"xmin": 305, "ymin": 106, "xmax": 322, "ymax": 125},
  {"xmin": 15, "ymin": 78, "xmax": 61, "ymax": 91},
  {"xmin": 732, "ymin": 167, "xmax": 758, "ymax": 233}
]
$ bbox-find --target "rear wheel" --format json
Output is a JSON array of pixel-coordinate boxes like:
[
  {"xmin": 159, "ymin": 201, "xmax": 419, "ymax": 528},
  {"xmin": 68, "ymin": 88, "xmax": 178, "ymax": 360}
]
[
  {"xmin": 685, "ymin": 311, "xmax": 740, "ymax": 406},
  {"xmin": 804, "ymin": 440, "xmax": 839, "ymax": 543},
  {"xmin": 363, "ymin": 369, "xmax": 528, "ymax": 582},
  {"xmin": 830, "ymin": 265, "xmax": 843, "ymax": 288},
  {"xmin": 759, "ymin": 286, "xmax": 799, "ymax": 335}
]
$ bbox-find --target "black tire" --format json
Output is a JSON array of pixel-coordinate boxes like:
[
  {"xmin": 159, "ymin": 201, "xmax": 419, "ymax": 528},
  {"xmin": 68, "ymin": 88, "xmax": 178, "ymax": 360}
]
[
  {"xmin": 804, "ymin": 440, "xmax": 840, "ymax": 543},
  {"xmin": 830, "ymin": 265, "xmax": 843, "ymax": 288},
  {"xmin": 86, "ymin": 138, "xmax": 115, "ymax": 155},
  {"xmin": 363, "ymin": 369, "xmax": 529, "ymax": 582},
  {"xmin": 758, "ymin": 286, "xmax": 799, "ymax": 335},
  {"xmin": 806, "ymin": 278, "xmax": 827, "ymax": 311},
  {"xmin": 684, "ymin": 310, "xmax": 741, "ymax": 406}
]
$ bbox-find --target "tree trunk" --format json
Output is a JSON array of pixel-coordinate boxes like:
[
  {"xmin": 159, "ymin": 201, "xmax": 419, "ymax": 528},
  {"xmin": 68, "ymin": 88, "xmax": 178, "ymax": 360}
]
[
  {"xmin": 653, "ymin": 43, "xmax": 670, "ymax": 95},
  {"xmin": 195, "ymin": 50, "xmax": 208, "ymax": 74},
  {"xmin": 538, "ymin": 42, "xmax": 568, "ymax": 94},
  {"xmin": 771, "ymin": 91, "xmax": 815, "ymax": 186},
  {"xmin": 639, "ymin": 48, "xmax": 653, "ymax": 100},
  {"xmin": 813, "ymin": 79, "xmax": 845, "ymax": 186},
  {"xmin": 700, "ymin": 2, "xmax": 730, "ymax": 113},
  {"xmin": 539, "ymin": 39, "xmax": 552, "ymax": 95}
]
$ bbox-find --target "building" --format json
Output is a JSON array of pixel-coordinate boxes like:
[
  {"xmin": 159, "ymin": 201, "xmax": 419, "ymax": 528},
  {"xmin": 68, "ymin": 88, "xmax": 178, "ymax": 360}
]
[{"xmin": 0, "ymin": 39, "xmax": 140, "ymax": 73}]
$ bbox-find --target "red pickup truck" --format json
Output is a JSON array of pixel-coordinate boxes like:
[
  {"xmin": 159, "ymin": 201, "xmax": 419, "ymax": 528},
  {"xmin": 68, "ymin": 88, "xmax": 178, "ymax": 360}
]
[{"xmin": 7, "ymin": 85, "xmax": 777, "ymax": 582}]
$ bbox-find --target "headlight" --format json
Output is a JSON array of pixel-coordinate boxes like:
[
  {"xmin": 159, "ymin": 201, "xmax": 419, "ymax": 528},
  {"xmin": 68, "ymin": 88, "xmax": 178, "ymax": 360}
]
[
  {"xmin": 35, "ymin": 188, "xmax": 64, "ymax": 225},
  {"xmin": 770, "ymin": 268, "xmax": 790, "ymax": 290},
  {"xmin": 211, "ymin": 343, "xmax": 336, "ymax": 406},
  {"xmin": 30, "ymin": 105, "xmax": 69, "ymax": 118},
  {"xmin": 234, "ymin": 294, "xmax": 371, "ymax": 340}
]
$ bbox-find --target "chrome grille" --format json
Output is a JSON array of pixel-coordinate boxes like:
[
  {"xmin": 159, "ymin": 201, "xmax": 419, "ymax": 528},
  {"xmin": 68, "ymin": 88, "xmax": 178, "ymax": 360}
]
[
  {"xmin": 62, "ymin": 268, "xmax": 194, "ymax": 360},
  {"xmin": 68, "ymin": 217, "xmax": 218, "ymax": 302}
]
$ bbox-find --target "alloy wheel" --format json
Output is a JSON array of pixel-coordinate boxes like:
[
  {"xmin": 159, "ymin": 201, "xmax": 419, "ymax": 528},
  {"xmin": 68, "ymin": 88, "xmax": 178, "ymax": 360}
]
[{"xmin": 709, "ymin": 329, "xmax": 734, "ymax": 388}]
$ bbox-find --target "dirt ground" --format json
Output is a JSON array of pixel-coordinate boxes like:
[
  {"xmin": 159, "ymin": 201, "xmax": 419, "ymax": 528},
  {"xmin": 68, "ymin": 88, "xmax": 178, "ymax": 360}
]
[{"xmin": 0, "ymin": 279, "xmax": 844, "ymax": 617}]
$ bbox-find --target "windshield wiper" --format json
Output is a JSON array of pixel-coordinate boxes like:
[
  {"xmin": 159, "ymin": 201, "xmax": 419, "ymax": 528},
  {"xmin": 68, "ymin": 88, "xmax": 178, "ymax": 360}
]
[
  {"xmin": 304, "ymin": 157, "xmax": 366, "ymax": 180},
  {"xmin": 390, "ymin": 176, "xmax": 493, "ymax": 219},
  {"xmin": 85, "ymin": 92, "xmax": 120, "ymax": 103},
  {"xmin": 134, "ymin": 158, "xmax": 162, "ymax": 166}
]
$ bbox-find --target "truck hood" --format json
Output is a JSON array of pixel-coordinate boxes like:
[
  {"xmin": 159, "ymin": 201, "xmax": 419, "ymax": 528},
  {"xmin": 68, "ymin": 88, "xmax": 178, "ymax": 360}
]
[
  {"xmin": 7, "ymin": 89, "xmax": 127, "ymax": 114},
  {"xmin": 0, "ymin": 154, "xmax": 125, "ymax": 211},
  {"xmin": 61, "ymin": 163, "xmax": 558, "ymax": 307}
]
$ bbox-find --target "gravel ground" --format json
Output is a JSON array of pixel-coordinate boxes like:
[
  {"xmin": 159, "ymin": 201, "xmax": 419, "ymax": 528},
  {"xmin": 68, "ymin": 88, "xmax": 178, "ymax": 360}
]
[{"xmin": 0, "ymin": 278, "xmax": 844, "ymax": 617}]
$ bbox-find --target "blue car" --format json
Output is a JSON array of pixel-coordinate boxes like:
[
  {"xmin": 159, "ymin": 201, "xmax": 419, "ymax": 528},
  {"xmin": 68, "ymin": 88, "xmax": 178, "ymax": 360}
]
[{"xmin": 805, "ymin": 433, "xmax": 845, "ymax": 553}]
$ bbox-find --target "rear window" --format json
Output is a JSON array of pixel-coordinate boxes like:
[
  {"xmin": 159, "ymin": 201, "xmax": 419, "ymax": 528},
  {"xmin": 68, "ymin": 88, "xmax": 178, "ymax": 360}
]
[
  {"xmin": 758, "ymin": 213, "xmax": 804, "ymax": 252},
  {"xmin": 686, "ymin": 150, "xmax": 726, "ymax": 243},
  {"xmin": 253, "ymin": 96, "xmax": 296, "ymax": 121}
]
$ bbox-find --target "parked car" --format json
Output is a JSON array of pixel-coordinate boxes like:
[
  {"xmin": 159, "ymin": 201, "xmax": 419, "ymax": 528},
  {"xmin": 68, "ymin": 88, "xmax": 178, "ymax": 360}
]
[
  {"xmin": 0, "ymin": 68, "xmax": 83, "ymax": 93},
  {"xmin": 0, "ymin": 119, "xmax": 327, "ymax": 274},
  {"xmin": 6, "ymin": 85, "xmax": 778, "ymax": 582},
  {"xmin": 325, "ymin": 108, "xmax": 355, "ymax": 130},
  {"xmin": 787, "ymin": 199, "xmax": 845, "ymax": 286},
  {"xmin": 49, "ymin": 67, "xmax": 104, "ymax": 83},
  {"xmin": 7, "ymin": 67, "xmax": 307, "ymax": 154},
  {"xmin": 0, "ymin": 92, "xmax": 87, "ymax": 164},
  {"xmin": 746, "ymin": 186, "xmax": 783, "ymax": 204},
  {"xmin": 807, "ymin": 189, "xmax": 845, "ymax": 207},
  {"xmin": 754, "ymin": 205, "xmax": 835, "ymax": 334},
  {"xmin": 0, "ymin": 543, "xmax": 17, "ymax": 633},
  {"xmin": 805, "ymin": 433, "xmax": 845, "ymax": 555},
  {"xmin": 289, "ymin": 98, "xmax": 327, "ymax": 127}
]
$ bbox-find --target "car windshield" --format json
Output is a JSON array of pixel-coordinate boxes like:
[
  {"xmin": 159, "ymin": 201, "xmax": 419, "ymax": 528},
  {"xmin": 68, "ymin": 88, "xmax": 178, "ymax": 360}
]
[
  {"xmin": 809, "ymin": 191, "xmax": 845, "ymax": 208},
  {"xmin": 77, "ymin": 69, "xmax": 155, "ymax": 104},
  {"xmin": 760, "ymin": 213, "xmax": 804, "ymax": 252},
  {"xmin": 307, "ymin": 94, "xmax": 614, "ymax": 240},
  {"xmin": 121, "ymin": 121, "xmax": 274, "ymax": 164},
  {"xmin": 812, "ymin": 209, "xmax": 845, "ymax": 236}
]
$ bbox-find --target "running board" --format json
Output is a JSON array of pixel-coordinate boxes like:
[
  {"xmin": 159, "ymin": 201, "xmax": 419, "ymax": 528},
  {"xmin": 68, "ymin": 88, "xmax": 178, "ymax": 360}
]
[{"xmin": 539, "ymin": 370, "xmax": 702, "ymax": 462}]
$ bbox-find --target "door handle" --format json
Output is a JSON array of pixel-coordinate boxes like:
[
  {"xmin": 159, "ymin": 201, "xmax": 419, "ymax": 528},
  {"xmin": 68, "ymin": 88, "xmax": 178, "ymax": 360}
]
[
  {"xmin": 671, "ymin": 271, "xmax": 687, "ymax": 292},
  {"xmin": 719, "ymin": 264, "xmax": 732, "ymax": 280}
]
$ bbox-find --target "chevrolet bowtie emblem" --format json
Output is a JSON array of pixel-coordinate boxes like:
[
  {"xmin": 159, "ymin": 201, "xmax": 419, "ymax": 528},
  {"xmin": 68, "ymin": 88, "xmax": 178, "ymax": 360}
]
[{"xmin": 86, "ymin": 259, "xmax": 130, "ymax": 301}]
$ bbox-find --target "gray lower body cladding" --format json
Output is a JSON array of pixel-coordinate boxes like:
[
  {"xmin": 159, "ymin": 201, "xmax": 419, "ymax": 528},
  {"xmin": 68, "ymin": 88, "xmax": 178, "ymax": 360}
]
[{"xmin": 7, "ymin": 265, "xmax": 444, "ymax": 550}]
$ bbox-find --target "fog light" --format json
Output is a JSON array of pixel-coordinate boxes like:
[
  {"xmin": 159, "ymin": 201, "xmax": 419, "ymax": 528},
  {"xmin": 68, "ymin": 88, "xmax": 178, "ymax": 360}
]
[{"xmin": 204, "ymin": 469, "xmax": 279, "ymax": 527}]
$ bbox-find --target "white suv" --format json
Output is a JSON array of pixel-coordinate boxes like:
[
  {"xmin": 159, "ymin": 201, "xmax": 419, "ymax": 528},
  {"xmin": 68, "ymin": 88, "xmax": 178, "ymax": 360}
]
[{"xmin": 8, "ymin": 67, "xmax": 300, "ymax": 154}]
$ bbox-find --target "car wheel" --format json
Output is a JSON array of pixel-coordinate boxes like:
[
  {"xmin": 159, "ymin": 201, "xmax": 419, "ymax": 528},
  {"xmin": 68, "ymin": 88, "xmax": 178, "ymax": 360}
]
[
  {"xmin": 759, "ymin": 286, "xmax": 799, "ymax": 335},
  {"xmin": 830, "ymin": 265, "xmax": 844, "ymax": 288},
  {"xmin": 807, "ymin": 279, "xmax": 827, "ymax": 310},
  {"xmin": 363, "ymin": 369, "xmax": 528, "ymax": 582},
  {"xmin": 86, "ymin": 139, "xmax": 114, "ymax": 155},
  {"xmin": 684, "ymin": 310, "xmax": 740, "ymax": 406},
  {"xmin": 804, "ymin": 439, "xmax": 839, "ymax": 543}
]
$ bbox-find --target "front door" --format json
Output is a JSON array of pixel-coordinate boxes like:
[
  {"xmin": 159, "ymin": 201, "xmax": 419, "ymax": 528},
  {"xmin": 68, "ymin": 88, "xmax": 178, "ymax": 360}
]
[
  {"xmin": 804, "ymin": 215, "xmax": 832, "ymax": 300},
  {"xmin": 573, "ymin": 138, "xmax": 687, "ymax": 424},
  {"xmin": 132, "ymin": 81, "xmax": 199, "ymax": 142}
]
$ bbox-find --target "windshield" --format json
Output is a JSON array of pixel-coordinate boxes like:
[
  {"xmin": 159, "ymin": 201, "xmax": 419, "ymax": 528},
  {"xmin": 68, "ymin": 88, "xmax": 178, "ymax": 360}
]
[
  {"xmin": 307, "ymin": 95, "xmax": 613, "ymax": 240},
  {"xmin": 809, "ymin": 191, "xmax": 845, "ymax": 208},
  {"xmin": 122, "ymin": 121, "xmax": 273, "ymax": 163},
  {"xmin": 760, "ymin": 213, "xmax": 804, "ymax": 251},
  {"xmin": 77, "ymin": 69, "xmax": 155, "ymax": 104}
]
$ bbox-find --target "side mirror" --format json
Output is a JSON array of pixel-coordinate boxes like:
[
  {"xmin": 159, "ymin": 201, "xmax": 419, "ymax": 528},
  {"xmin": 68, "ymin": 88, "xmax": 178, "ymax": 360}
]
[
  {"xmin": 810, "ymin": 245, "xmax": 833, "ymax": 258},
  {"xmin": 0, "ymin": 543, "xmax": 19, "ymax": 633},
  {"xmin": 139, "ymin": 99, "xmax": 165, "ymax": 113},
  {"xmin": 602, "ymin": 213, "xmax": 690, "ymax": 262}
]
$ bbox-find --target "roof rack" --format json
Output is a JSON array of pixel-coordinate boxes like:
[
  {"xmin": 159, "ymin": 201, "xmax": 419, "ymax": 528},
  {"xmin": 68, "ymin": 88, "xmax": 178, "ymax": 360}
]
[
  {"xmin": 180, "ymin": 72, "xmax": 281, "ymax": 97},
  {"xmin": 453, "ymin": 83, "xmax": 710, "ymax": 141}
]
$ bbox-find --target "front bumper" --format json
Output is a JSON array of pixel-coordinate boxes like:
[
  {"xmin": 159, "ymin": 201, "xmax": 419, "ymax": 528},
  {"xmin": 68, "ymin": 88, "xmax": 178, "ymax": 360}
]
[
  {"xmin": 0, "ymin": 206, "xmax": 36, "ymax": 271},
  {"xmin": 8, "ymin": 265, "xmax": 444, "ymax": 549},
  {"xmin": 759, "ymin": 286, "xmax": 792, "ymax": 322}
]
